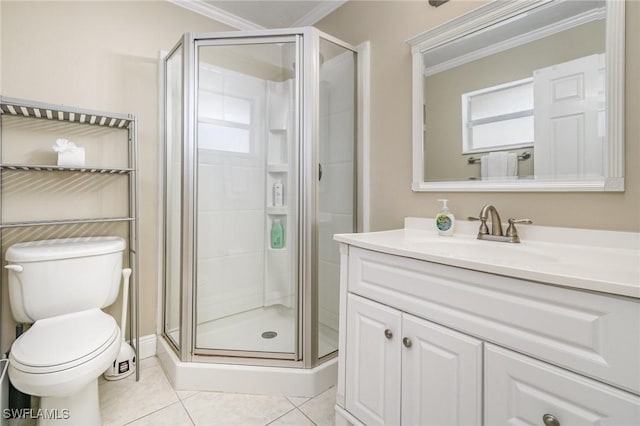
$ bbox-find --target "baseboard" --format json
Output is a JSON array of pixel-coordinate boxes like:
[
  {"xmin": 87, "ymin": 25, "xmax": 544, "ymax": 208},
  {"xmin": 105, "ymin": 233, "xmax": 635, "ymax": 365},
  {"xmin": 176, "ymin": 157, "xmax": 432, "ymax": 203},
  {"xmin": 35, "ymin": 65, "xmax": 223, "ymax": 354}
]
[{"xmin": 129, "ymin": 334, "xmax": 157, "ymax": 360}]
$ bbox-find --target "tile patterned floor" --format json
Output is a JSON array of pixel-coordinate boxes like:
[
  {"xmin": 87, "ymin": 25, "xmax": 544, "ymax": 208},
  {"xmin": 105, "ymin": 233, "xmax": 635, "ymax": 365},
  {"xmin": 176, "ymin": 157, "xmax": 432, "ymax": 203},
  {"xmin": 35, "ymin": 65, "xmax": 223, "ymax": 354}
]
[{"xmin": 98, "ymin": 357, "xmax": 337, "ymax": 426}]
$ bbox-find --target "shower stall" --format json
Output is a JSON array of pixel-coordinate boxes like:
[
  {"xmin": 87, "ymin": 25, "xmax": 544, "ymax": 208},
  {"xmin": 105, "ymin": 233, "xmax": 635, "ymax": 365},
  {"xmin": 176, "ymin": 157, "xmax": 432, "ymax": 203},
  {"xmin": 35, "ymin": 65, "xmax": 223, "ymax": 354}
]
[{"xmin": 159, "ymin": 28, "xmax": 357, "ymax": 396}]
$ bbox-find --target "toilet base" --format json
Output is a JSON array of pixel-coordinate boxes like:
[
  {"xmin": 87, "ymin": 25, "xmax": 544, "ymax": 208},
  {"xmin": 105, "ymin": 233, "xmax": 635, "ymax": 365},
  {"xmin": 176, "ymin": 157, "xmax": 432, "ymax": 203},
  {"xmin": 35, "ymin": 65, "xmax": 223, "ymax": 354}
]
[{"xmin": 38, "ymin": 380, "xmax": 100, "ymax": 426}]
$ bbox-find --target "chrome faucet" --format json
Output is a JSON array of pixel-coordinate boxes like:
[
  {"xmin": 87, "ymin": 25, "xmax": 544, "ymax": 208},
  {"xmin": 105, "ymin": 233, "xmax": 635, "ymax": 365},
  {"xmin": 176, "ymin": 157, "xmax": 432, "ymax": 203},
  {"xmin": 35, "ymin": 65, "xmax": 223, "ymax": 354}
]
[{"xmin": 469, "ymin": 205, "xmax": 532, "ymax": 243}]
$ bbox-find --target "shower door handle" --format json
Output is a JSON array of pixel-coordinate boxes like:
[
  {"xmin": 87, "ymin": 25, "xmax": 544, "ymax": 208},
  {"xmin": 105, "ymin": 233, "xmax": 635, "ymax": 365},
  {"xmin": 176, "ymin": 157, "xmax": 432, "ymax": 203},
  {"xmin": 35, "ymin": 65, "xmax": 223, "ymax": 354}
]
[{"xmin": 319, "ymin": 163, "xmax": 323, "ymax": 181}]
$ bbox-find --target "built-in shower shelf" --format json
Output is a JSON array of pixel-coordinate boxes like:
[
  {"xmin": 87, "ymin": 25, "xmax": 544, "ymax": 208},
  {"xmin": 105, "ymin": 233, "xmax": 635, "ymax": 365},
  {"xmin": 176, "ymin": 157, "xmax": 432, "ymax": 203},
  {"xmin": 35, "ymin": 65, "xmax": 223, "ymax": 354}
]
[
  {"xmin": 267, "ymin": 164, "xmax": 288, "ymax": 173},
  {"xmin": 0, "ymin": 164, "xmax": 133, "ymax": 174},
  {"xmin": 0, "ymin": 96, "xmax": 134, "ymax": 128},
  {"xmin": 267, "ymin": 207, "xmax": 288, "ymax": 215},
  {"xmin": 0, "ymin": 217, "xmax": 135, "ymax": 229}
]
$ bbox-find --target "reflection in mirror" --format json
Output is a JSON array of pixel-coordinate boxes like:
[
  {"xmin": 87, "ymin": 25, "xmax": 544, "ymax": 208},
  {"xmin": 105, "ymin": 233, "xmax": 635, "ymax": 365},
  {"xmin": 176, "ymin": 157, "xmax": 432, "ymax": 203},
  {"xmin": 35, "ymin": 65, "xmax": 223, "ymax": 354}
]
[{"xmin": 409, "ymin": 0, "xmax": 625, "ymax": 192}]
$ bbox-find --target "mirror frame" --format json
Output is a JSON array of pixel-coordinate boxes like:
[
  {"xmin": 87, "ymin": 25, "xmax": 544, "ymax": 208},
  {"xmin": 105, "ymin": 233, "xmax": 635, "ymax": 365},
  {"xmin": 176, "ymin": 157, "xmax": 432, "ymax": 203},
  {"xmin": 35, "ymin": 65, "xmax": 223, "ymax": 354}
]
[{"xmin": 408, "ymin": 0, "xmax": 625, "ymax": 192}]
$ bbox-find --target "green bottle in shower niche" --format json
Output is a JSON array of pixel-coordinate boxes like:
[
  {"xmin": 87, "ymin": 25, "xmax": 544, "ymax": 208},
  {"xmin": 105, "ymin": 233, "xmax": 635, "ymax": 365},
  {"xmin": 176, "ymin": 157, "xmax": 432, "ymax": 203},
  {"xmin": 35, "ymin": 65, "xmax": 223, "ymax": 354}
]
[{"xmin": 271, "ymin": 218, "xmax": 284, "ymax": 249}]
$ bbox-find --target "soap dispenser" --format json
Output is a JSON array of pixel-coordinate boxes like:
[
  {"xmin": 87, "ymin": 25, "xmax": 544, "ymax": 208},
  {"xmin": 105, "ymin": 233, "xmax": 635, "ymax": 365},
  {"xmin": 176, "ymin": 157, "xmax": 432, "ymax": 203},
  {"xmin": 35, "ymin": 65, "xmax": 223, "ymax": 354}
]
[{"xmin": 435, "ymin": 199, "xmax": 455, "ymax": 236}]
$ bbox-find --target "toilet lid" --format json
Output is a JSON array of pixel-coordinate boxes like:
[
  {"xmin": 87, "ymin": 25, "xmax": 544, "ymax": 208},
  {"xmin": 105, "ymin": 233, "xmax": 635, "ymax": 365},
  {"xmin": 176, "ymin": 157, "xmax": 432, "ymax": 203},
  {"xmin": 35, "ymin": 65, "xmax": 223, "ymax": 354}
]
[{"xmin": 10, "ymin": 309, "xmax": 119, "ymax": 373}]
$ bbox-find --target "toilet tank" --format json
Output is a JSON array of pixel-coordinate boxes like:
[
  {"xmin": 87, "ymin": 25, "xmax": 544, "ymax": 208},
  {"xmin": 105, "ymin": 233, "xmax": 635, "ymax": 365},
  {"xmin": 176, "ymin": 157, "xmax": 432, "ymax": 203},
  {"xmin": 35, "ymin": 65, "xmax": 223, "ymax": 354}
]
[{"xmin": 5, "ymin": 237, "xmax": 126, "ymax": 323}]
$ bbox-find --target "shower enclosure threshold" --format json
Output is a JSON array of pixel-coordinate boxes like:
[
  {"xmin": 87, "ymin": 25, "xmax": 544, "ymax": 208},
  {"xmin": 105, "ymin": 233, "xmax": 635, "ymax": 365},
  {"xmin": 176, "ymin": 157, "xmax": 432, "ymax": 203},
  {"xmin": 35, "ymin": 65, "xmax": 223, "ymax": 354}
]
[{"xmin": 156, "ymin": 336, "xmax": 337, "ymax": 398}]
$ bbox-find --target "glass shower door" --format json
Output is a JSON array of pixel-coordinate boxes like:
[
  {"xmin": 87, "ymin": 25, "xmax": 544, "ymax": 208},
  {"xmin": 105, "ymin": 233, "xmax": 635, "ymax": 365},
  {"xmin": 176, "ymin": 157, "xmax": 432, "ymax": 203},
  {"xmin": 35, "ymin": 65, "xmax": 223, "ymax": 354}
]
[
  {"xmin": 193, "ymin": 37, "xmax": 300, "ymax": 358},
  {"xmin": 163, "ymin": 43, "xmax": 183, "ymax": 352},
  {"xmin": 317, "ymin": 37, "xmax": 357, "ymax": 359}
]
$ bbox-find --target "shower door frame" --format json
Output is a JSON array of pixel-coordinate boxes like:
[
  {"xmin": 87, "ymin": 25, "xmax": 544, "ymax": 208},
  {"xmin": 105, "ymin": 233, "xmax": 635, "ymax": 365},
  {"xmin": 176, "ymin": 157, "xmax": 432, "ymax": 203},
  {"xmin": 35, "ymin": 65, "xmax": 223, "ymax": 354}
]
[
  {"xmin": 162, "ymin": 28, "xmax": 358, "ymax": 369},
  {"xmin": 191, "ymin": 33, "xmax": 303, "ymax": 363}
]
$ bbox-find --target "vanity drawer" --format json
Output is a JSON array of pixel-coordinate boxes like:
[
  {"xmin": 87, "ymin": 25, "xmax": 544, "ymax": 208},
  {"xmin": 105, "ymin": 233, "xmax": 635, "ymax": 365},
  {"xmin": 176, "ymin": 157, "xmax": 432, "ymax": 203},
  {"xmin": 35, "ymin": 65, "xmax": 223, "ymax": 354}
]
[
  {"xmin": 485, "ymin": 344, "xmax": 640, "ymax": 426},
  {"xmin": 347, "ymin": 246, "xmax": 640, "ymax": 394}
]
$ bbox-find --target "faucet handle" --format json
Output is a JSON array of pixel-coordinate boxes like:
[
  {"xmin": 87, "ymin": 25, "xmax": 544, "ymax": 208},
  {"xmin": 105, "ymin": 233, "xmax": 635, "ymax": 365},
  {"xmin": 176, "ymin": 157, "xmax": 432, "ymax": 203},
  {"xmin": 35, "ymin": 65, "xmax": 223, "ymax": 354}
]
[
  {"xmin": 506, "ymin": 218, "xmax": 532, "ymax": 238},
  {"xmin": 508, "ymin": 218, "xmax": 533, "ymax": 225},
  {"xmin": 468, "ymin": 216, "xmax": 489, "ymax": 235}
]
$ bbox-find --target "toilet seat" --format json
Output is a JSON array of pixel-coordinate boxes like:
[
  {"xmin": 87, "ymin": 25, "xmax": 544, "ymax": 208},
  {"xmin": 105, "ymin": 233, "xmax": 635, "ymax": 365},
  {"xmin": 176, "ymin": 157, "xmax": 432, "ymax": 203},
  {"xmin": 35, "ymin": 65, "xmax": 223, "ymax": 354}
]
[{"xmin": 10, "ymin": 309, "xmax": 120, "ymax": 374}]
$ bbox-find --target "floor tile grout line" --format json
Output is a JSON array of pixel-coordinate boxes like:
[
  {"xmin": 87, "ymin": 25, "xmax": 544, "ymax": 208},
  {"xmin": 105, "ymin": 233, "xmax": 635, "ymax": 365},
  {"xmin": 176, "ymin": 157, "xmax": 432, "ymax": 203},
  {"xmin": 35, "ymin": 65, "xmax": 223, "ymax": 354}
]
[
  {"xmin": 178, "ymin": 397, "xmax": 197, "ymax": 426},
  {"xmin": 120, "ymin": 400, "xmax": 182, "ymax": 426},
  {"xmin": 118, "ymin": 403, "xmax": 167, "ymax": 426},
  {"xmin": 176, "ymin": 390, "xmax": 200, "ymax": 402},
  {"xmin": 298, "ymin": 408, "xmax": 319, "ymax": 426},
  {"xmin": 265, "ymin": 406, "xmax": 319, "ymax": 426},
  {"xmin": 108, "ymin": 364, "xmax": 180, "ymax": 426},
  {"xmin": 263, "ymin": 405, "xmax": 297, "ymax": 426}
]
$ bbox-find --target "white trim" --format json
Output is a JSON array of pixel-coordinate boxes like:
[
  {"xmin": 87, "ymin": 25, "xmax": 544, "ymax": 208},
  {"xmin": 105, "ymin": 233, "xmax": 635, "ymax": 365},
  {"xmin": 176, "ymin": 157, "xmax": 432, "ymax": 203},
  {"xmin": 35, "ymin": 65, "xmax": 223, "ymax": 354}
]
[
  {"xmin": 156, "ymin": 336, "xmax": 337, "ymax": 396},
  {"xmin": 292, "ymin": 1, "xmax": 348, "ymax": 27},
  {"xmin": 605, "ymin": 0, "xmax": 625, "ymax": 187},
  {"xmin": 411, "ymin": 178, "xmax": 610, "ymax": 193},
  {"xmin": 357, "ymin": 41, "xmax": 371, "ymax": 232},
  {"xmin": 423, "ymin": 8, "xmax": 605, "ymax": 77},
  {"xmin": 130, "ymin": 334, "xmax": 157, "ymax": 360},
  {"xmin": 407, "ymin": 0, "xmax": 546, "ymax": 49},
  {"xmin": 336, "ymin": 404, "xmax": 365, "ymax": 426},
  {"xmin": 409, "ymin": 0, "xmax": 625, "ymax": 192},
  {"xmin": 168, "ymin": 0, "xmax": 346, "ymax": 30},
  {"xmin": 167, "ymin": 0, "xmax": 265, "ymax": 30}
]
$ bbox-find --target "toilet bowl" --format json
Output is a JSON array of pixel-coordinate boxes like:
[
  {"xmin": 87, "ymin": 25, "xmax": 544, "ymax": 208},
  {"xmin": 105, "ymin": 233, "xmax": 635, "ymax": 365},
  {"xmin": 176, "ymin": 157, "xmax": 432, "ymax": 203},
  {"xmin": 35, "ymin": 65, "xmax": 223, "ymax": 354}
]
[
  {"xmin": 5, "ymin": 237, "xmax": 126, "ymax": 425},
  {"xmin": 8, "ymin": 309, "xmax": 121, "ymax": 425}
]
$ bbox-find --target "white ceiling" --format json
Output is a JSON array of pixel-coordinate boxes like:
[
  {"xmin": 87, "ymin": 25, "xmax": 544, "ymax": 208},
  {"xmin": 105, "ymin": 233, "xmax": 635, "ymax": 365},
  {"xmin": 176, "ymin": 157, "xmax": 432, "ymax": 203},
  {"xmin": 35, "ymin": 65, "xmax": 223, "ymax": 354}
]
[{"xmin": 170, "ymin": 0, "xmax": 348, "ymax": 30}]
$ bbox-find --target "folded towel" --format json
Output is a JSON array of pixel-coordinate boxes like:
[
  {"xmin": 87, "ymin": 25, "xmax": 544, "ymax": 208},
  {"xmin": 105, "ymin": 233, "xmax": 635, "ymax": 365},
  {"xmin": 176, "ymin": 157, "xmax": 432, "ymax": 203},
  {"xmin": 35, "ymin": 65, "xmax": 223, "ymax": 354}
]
[
  {"xmin": 481, "ymin": 151, "xmax": 518, "ymax": 179},
  {"xmin": 488, "ymin": 151, "xmax": 508, "ymax": 177}
]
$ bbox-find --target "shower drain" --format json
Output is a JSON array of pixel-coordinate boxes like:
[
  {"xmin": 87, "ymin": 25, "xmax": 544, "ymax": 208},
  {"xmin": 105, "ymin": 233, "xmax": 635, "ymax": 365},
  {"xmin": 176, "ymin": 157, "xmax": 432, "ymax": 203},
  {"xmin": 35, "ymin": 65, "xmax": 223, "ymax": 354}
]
[{"xmin": 261, "ymin": 331, "xmax": 278, "ymax": 339}]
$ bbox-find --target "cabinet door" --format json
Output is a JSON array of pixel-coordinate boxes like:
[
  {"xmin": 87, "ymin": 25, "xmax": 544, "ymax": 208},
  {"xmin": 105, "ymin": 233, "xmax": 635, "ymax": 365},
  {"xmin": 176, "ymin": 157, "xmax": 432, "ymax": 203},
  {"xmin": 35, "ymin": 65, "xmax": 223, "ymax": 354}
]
[
  {"xmin": 485, "ymin": 344, "xmax": 640, "ymax": 426},
  {"xmin": 345, "ymin": 294, "xmax": 402, "ymax": 426},
  {"xmin": 402, "ymin": 314, "xmax": 483, "ymax": 426}
]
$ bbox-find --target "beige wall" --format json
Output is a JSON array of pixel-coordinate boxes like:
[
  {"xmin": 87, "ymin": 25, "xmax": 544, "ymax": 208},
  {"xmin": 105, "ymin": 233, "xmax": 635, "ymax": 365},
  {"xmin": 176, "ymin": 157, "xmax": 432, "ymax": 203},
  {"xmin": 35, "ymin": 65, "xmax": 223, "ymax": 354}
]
[
  {"xmin": 0, "ymin": 0, "xmax": 233, "ymax": 352},
  {"xmin": 317, "ymin": 0, "xmax": 640, "ymax": 232}
]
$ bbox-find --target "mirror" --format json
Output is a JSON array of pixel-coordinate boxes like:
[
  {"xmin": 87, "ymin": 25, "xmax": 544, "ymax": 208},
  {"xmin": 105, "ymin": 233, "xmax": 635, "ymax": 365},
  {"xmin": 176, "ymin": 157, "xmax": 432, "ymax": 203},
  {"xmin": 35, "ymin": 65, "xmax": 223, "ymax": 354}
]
[{"xmin": 408, "ymin": 0, "xmax": 625, "ymax": 192}]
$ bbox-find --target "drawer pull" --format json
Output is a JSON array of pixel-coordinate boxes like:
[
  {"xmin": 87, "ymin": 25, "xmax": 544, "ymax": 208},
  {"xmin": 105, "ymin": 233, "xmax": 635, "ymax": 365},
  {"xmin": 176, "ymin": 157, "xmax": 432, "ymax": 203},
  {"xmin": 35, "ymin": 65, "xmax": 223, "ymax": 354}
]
[
  {"xmin": 384, "ymin": 329, "xmax": 393, "ymax": 339},
  {"xmin": 402, "ymin": 337, "xmax": 412, "ymax": 348},
  {"xmin": 542, "ymin": 414, "xmax": 560, "ymax": 426}
]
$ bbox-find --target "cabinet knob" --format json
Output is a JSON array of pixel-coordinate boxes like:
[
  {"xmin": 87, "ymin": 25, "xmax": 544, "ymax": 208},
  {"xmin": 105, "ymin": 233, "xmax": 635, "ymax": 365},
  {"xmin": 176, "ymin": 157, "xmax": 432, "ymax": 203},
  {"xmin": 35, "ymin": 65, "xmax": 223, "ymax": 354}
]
[
  {"xmin": 543, "ymin": 414, "xmax": 560, "ymax": 426},
  {"xmin": 402, "ymin": 337, "xmax": 412, "ymax": 348},
  {"xmin": 384, "ymin": 329, "xmax": 393, "ymax": 339}
]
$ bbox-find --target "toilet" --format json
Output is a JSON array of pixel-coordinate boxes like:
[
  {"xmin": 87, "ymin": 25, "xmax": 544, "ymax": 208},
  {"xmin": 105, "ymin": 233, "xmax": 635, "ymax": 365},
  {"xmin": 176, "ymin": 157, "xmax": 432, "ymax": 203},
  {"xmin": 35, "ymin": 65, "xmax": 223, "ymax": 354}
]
[{"xmin": 5, "ymin": 237, "xmax": 126, "ymax": 425}]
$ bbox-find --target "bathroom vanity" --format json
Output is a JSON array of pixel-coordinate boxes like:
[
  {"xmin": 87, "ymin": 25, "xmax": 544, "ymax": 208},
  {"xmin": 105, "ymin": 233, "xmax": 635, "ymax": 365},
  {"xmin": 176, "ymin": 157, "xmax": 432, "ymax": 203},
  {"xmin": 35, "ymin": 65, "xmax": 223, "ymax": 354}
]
[{"xmin": 334, "ymin": 218, "xmax": 640, "ymax": 426}]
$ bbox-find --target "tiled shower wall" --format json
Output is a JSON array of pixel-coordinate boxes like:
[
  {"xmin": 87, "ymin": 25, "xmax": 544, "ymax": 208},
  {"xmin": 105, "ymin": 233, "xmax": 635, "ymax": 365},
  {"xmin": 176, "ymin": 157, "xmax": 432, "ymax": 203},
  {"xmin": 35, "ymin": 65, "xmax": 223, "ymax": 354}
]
[{"xmin": 197, "ymin": 68, "xmax": 267, "ymax": 324}]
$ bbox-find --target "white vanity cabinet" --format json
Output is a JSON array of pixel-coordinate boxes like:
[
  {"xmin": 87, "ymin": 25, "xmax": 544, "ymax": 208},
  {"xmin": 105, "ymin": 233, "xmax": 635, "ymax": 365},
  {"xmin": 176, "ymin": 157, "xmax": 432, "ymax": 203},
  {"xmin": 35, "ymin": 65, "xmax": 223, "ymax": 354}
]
[
  {"xmin": 345, "ymin": 294, "xmax": 482, "ymax": 426},
  {"xmin": 336, "ymin": 243, "xmax": 640, "ymax": 426}
]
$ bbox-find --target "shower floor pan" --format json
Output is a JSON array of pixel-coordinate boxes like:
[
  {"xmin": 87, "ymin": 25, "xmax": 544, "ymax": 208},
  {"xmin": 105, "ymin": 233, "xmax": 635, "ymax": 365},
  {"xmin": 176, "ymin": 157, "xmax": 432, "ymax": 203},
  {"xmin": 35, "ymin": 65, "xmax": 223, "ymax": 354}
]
[{"xmin": 195, "ymin": 305, "xmax": 337, "ymax": 356}]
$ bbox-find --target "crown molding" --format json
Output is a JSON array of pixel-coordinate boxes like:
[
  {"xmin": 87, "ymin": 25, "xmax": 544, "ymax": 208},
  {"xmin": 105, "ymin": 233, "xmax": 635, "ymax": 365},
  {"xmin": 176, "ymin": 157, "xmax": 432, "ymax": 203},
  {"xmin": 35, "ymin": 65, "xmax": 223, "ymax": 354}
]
[
  {"xmin": 168, "ymin": 0, "xmax": 265, "ymax": 30},
  {"xmin": 291, "ymin": 0, "xmax": 348, "ymax": 26}
]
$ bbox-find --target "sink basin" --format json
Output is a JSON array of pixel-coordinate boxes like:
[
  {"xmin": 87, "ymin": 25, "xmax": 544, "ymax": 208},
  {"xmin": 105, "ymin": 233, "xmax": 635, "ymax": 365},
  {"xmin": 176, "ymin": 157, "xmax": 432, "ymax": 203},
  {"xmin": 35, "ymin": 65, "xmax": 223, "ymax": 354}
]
[{"xmin": 409, "ymin": 237, "xmax": 557, "ymax": 266}]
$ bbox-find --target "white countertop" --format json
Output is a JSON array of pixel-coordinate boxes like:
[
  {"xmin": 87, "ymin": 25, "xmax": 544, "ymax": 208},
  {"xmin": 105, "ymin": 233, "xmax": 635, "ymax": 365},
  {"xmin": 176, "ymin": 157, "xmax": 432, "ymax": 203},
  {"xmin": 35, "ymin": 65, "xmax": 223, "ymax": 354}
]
[{"xmin": 335, "ymin": 218, "xmax": 640, "ymax": 299}]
